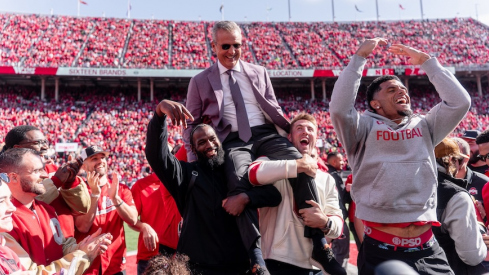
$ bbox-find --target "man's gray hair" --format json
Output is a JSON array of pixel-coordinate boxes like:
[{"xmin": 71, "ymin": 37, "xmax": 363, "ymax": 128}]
[
  {"xmin": 212, "ymin": 21, "xmax": 241, "ymax": 42},
  {"xmin": 452, "ymin": 137, "xmax": 470, "ymax": 158}
]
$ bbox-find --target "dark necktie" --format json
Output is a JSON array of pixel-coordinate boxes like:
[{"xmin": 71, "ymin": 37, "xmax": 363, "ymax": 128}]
[{"xmin": 226, "ymin": 70, "xmax": 252, "ymax": 142}]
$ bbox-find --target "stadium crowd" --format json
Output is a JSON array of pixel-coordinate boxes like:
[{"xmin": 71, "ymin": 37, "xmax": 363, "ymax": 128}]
[{"xmin": 2, "ymin": 14, "xmax": 489, "ymax": 69}]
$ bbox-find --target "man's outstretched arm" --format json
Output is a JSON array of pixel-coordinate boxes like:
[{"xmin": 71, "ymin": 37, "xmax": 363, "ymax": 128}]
[{"xmin": 330, "ymin": 38, "xmax": 388, "ymax": 155}]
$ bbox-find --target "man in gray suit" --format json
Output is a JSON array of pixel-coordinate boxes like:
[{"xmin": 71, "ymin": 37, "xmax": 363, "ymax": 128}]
[{"xmin": 183, "ymin": 21, "xmax": 344, "ymax": 275}]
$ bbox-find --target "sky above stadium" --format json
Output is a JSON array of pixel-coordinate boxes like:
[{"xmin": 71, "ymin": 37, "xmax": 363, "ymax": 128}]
[{"xmin": 1, "ymin": 0, "xmax": 488, "ymax": 26}]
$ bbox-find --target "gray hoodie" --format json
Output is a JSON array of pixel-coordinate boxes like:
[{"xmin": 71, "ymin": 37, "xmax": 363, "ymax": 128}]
[{"xmin": 330, "ymin": 54, "xmax": 471, "ymax": 223}]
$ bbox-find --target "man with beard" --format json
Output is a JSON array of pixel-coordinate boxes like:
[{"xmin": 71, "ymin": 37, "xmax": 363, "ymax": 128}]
[
  {"xmin": 2, "ymin": 125, "xmax": 90, "ymax": 238},
  {"xmin": 145, "ymin": 99, "xmax": 281, "ymax": 275},
  {"xmin": 462, "ymin": 130, "xmax": 489, "ymax": 176},
  {"xmin": 330, "ymin": 38, "xmax": 471, "ymax": 274},
  {"xmin": 74, "ymin": 146, "xmax": 138, "ymax": 275},
  {"xmin": 0, "ymin": 148, "xmax": 112, "ymax": 271},
  {"xmin": 452, "ymin": 137, "xmax": 489, "ymax": 220},
  {"xmin": 432, "ymin": 138, "xmax": 487, "ymax": 274},
  {"xmin": 184, "ymin": 21, "xmax": 331, "ymax": 275}
]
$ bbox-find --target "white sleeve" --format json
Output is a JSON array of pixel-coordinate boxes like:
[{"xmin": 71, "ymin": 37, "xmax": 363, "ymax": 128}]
[
  {"xmin": 320, "ymin": 174, "xmax": 344, "ymax": 239},
  {"xmin": 248, "ymin": 156, "xmax": 297, "ymax": 185},
  {"xmin": 442, "ymin": 192, "xmax": 487, "ymax": 265}
]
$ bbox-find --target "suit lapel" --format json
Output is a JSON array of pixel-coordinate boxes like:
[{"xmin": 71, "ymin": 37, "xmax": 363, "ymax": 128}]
[
  {"xmin": 207, "ymin": 63, "xmax": 224, "ymax": 119},
  {"xmin": 241, "ymin": 62, "xmax": 262, "ymax": 95}
]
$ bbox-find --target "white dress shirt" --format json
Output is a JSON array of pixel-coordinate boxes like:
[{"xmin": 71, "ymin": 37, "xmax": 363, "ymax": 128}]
[{"xmin": 218, "ymin": 60, "xmax": 266, "ymax": 132}]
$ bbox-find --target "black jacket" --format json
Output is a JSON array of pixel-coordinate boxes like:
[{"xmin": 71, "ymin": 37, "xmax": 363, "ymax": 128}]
[
  {"xmin": 434, "ymin": 171, "xmax": 487, "ymax": 275},
  {"xmin": 465, "ymin": 168, "xmax": 489, "ymax": 203},
  {"xmin": 326, "ymin": 164, "xmax": 350, "ymax": 219},
  {"xmin": 145, "ymin": 113, "xmax": 281, "ymax": 271}
]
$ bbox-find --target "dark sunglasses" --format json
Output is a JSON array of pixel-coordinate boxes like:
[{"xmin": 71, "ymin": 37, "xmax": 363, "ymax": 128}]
[
  {"xmin": 0, "ymin": 173, "xmax": 10, "ymax": 184},
  {"xmin": 219, "ymin": 43, "xmax": 241, "ymax": 50},
  {"xmin": 478, "ymin": 153, "xmax": 489, "ymax": 161}
]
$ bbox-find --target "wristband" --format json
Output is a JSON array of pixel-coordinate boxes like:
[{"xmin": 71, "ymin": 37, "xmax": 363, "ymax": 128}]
[
  {"xmin": 321, "ymin": 219, "xmax": 333, "ymax": 233},
  {"xmin": 114, "ymin": 201, "xmax": 124, "ymax": 208},
  {"xmin": 90, "ymin": 194, "xmax": 100, "ymax": 198}
]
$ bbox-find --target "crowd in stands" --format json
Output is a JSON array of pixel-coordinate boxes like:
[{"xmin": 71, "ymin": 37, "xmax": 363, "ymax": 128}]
[
  {"xmin": 0, "ymin": 82, "xmax": 486, "ymax": 185},
  {"xmin": 123, "ymin": 20, "xmax": 171, "ymax": 69},
  {"xmin": 23, "ymin": 16, "xmax": 93, "ymax": 67},
  {"xmin": 0, "ymin": 14, "xmax": 50, "ymax": 66},
  {"xmin": 170, "ymin": 21, "xmax": 210, "ymax": 69},
  {"xmin": 1, "ymin": 14, "xmax": 489, "ymax": 70},
  {"xmin": 76, "ymin": 17, "xmax": 131, "ymax": 67},
  {"xmin": 241, "ymin": 22, "xmax": 297, "ymax": 69},
  {"xmin": 276, "ymin": 22, "xmax": 342, "ymax": 68}
]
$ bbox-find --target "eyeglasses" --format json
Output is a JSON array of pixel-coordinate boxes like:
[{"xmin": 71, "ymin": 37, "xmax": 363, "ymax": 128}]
[
  {"xmin": 478, "ymin": 153, "xmax": 489, "ymax": 161},
  {"xmin": 43, "ymin": 154, "xmax": 57, "ymax": 161},
  {"xmin": 0, "ymin": 173, "xmax": 10, "ymax": 184},
  {"xmin": 219, "ymin": 43, "xmax": 241, "ymax": 50},
  {"xmin": 19, "ymin": 139, "xmax": 49, "ymax": 147}
]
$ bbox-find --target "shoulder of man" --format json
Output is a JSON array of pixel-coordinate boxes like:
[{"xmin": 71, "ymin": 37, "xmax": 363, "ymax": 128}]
[
  {"xmin": 242, "ymin": 61, "xmax": 266, "ymax": 72},
  {"xmin": 471, "ymin": 169, "xmax": 489, "ymax": 183},
  {"xmin": 192, "ymin": 63, "xmax": 217, "ymax": 79}
]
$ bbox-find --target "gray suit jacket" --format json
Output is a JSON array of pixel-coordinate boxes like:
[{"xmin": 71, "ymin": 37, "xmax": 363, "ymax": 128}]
[{"xmin": 183, "ymin": 60, "xmax": 289, "ymax": 161}]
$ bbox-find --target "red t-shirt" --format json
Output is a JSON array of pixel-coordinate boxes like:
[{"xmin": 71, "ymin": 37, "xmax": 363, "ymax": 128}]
[
  {"xmin": 131, "ymin": 173, "xmax": 182, "ymax": 262},
  {"xmin": 44, "ymin": 164, "xmax": 82, "ymax": 238},
  {"xmin": 75, "ymin": 181, "xmax": 135, "ymax": 275},
  {"xmin": 10, "ymin": 198, "xmax": 65, "ymax": 266},
  {"xmin": 0, "ymin": 245, "xmax": 24, "ymax": 274}
]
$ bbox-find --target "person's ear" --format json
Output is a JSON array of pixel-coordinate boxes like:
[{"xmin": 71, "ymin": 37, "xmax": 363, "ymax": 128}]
[
  {"xmin": 7, "ymin": 172, "xmax": 17, "ymax": 183},
  {"xmin": 370, "ymin": 100, "xmax": 380, "ymax": 110}
]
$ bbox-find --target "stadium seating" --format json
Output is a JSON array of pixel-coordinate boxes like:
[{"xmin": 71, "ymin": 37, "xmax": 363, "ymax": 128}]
[
  {"xmin": 23, "ymin": 16, "xmax": 93, "ymax": 67},
  {"xmin": 76, "ymin": 17, "xmax": 131, "ymax": 67},
  {"xmin": 1, "ymin": 14, "xmax": 488, "ymax": 69},
  {"xmin": 171, "ymin": 21, "xmax": 210, "ymax": 69},
  {"xmin": 123, "ymin": 19, "xmax": 171, "ymax": 69}
]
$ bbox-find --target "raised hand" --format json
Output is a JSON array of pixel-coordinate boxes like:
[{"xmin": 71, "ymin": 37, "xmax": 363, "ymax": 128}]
[
  {"xmin": 107, "ymin": 172, "xmax": 119, "ymax": 200},
  {"xmin": 388, "ymin": 44, "xmax": 431, "ymax": 65},
  {"xmin": 155, "ymin": 99, "xmax": 194, "ymax": 128},
  {"xmin": 54, "ymin": 157, "xmax": 84, "ymax": 185},
  {"xmin": 86, "ymin": 171, "xmax": 101, "ymax": 196},
  {"xmin": 355, "ymin": 37, "xmax": 388, "ymax": 58}
]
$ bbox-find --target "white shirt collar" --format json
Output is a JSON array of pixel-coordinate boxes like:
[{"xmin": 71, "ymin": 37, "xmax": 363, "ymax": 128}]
[{"xmin": 217, "ymin": 60, "xmax": 242, "ymax": 75}]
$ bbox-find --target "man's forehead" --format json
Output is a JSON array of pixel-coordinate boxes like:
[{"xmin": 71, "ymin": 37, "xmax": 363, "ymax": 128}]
[
  {"xmin": 380, "ymin": 80, "xmax": 405, "ymax": 89},
  {"xmin": 194, "ymin": 126, "xmax": 217, "ymax": 140},
  {"xmin": 24, "ymin": 153, "xmax": 43, "ymax": 168},
  {"xmin": 479, "ymin": 142, "xmax": 489, "ymax": 154},
  {"xmin": 293, "ymin": 119, "xmax": 317, "ymax": 129},
  {"xmin": 86, "ymin": 153, "xmax": 107, "ymax": 161},
  {"xmin": 25, "ymin": 130, "xmax": 45, "ymax": 139}
]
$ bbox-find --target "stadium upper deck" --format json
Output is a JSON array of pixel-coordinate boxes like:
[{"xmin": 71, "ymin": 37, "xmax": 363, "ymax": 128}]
[{"xmin": 1, "ymin": 13, "xmax": 488, "ymax": 71}]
